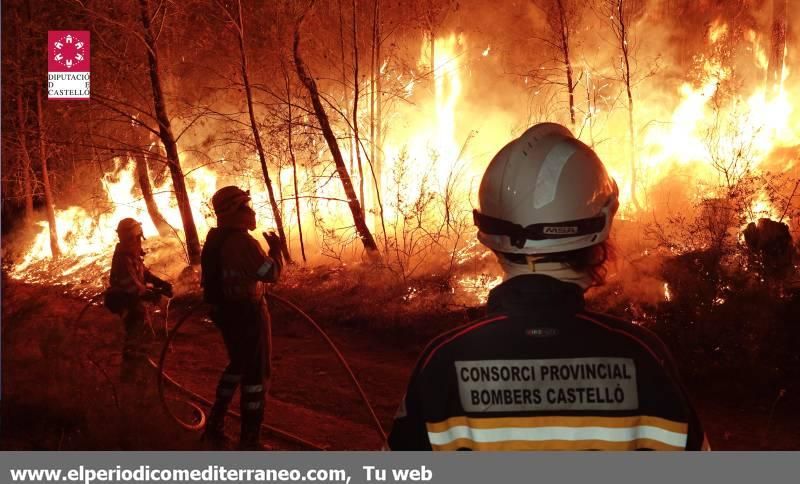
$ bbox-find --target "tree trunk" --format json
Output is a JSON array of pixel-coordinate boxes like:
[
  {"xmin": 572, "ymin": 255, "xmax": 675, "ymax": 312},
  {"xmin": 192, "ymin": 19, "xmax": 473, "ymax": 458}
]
[
  {"xmin": 372, "ymin": 0, "xmax": 387, "ymax": 243},
  {"xmin": 9, "ymin": 4, "xmax": 33, "ymax": 227},
  {"xmin": 351, "ymin": 0, "xmax": 366, "ymax": 220},
  {"xmin": 429, "ymin": 27, "xmax": 436, "ymax": 107},
  {"xmin": 618, "ymin": 0, "xmax": 639, "ymax": 210},
  {"xmin": 585, "ymin": 68, "xmax": 595, "ymax": 147},
  {"xmin": 36, "ymin": 89, "xmax": 60, "ymax": 258},
  {"xmin": 16, "ymin": 91, "xmax": 34, "ymax": 222},
  {"xmin": 625, "ymin": 94, "xmax": 637, "ymax": 207},
  {"xmin": 13, "ymin": 3, "xmax": 34, "ymax": 224},
  {"xmin": 369, "ymin": 1, "xmax": 375, "ymax": 197},
  {"xmin": 768, "ymin": 0, "xmax": 788, "ymax": 87},
  {"xmin": 285, "ymin": 69, "xmax": 306, "ymax": 262},
  {"xmin": 294, "ymin": 10, "xmax": 380, "ymax": 256},
  {"xmin": 338, "ymin": 0, "xmax": 356, "ymax": 177},
  {"xmin": 234, "ymin": 0, "xmax": 292, "ymax": 263},
  {"xmin": 429, "ymin": 28, "xmax": 436, "ymax": 78},
  {"xmin": 134, "ymin": 153, "xmax": 170, "ymax": 236},
  {"xmin": 138, "ymin": 0, "xmax": 201, "ymax": 264},
  {"xmin": 556, "ymin": 0, "xmax": 576, "ymax": 128}
]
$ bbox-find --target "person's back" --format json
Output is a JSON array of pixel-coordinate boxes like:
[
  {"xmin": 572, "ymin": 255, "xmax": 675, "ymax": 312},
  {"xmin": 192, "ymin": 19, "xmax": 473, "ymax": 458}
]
[
  {"xmin": 388, "ymin": 275, "xmax": 705, "ymax": 450},
  {"xmin": 109, "ymin": 242, "xmax": 146, "ymax": 297},
  {"xmin": 387, "ymin": 123, "xmax": 707, "ymax": 451}
]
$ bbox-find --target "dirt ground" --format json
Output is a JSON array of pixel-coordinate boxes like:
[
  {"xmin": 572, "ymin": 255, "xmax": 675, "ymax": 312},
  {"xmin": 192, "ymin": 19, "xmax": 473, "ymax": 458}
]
[{"xmin": 2, "ymin": 276, "xmax": 799, "ymax": 450}]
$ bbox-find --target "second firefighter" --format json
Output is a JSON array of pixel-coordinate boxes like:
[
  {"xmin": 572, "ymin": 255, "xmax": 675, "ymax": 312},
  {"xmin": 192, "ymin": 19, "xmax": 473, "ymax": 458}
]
[{"xmin": 200, "ymin": 186, "xmax": 283, "ymax": 450}]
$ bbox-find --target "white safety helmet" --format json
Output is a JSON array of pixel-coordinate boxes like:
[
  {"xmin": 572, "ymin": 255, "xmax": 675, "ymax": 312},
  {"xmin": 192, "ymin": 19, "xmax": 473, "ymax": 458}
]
[{"xmin": 474, "ymin": 123, "xmax": 619, "ymax": 255}]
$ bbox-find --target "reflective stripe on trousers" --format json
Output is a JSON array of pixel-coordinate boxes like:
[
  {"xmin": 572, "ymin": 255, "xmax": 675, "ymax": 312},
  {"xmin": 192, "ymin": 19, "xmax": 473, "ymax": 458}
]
[{"xmin": 215, "ymin": 372, "xmax": 242, "ymax": 400}]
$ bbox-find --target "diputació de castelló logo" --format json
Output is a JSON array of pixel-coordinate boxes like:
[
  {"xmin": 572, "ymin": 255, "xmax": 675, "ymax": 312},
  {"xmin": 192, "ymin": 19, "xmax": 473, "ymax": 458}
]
[{"xmin": 48, "ymin": 31, "xmax": 90, "ymax": 100}]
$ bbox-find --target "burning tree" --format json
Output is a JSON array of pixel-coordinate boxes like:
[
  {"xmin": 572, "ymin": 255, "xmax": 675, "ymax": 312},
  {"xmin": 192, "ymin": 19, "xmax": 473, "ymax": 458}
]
[
  {"xmin": 217, "ymin": 0, "xmax": 293, "ymax": 263},
  {"xmin": 133, "ymin": 147, "xmax": 171, "ymax": 238},
  {"xmin": 293, "ymin": 1, "xmax": 380, "ymax": 257},
  {"xmin": 594, "ymin": 0, "xmax": 647, "ymax": 210},
  {"xmin": 528, "ymin": 0, "xmax": 582, "ymax": 128},
  {"xmin": 35, "ymin": 88, "xmax": 61, "ymax": 258},
  {"xmin": 135, "ymin": 0, "xmax": 201, "ymax": 264},
  {"xmin": 768, "ymin": 0, "xmax": 789, "ymax": 87}
]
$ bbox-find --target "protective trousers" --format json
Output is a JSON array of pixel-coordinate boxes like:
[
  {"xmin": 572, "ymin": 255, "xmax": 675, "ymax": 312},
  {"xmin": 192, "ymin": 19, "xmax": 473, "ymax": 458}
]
[
  {"xmin": 207, "ymin": 302, "xmax": 272, "ymax": 445},
  {"xmin": 121, "ymin": 301, "xmax": 149, "ymax": 383}
]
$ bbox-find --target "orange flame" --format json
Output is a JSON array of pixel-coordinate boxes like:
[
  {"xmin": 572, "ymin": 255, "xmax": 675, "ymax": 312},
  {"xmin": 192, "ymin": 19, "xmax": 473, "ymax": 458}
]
[{"xmin": 11, "ymin": 27, "xmax": 799, "ymax": 298}]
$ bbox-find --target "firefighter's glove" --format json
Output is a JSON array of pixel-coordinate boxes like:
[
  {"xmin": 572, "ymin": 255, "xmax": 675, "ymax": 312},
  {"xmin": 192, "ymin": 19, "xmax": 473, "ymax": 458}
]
[
  {"xmin": 263, "ymin": 231, "xmax": 283, "ymax": 264},
  {"xmin": 159, "ymin": 281, "xmax": 174, "ymax": 298},
  {"xmin": 142, "ymin": 289, "xmax": 162, "ymax": 303},
  {"xmin": 150, "ymin": 278, "xmax": 173, "ymax": 298}
]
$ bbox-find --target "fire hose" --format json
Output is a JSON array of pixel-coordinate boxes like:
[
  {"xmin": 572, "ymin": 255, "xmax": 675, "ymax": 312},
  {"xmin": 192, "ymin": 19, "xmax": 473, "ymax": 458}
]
[
  {"xmin": 151, "ymin": 302, "xmax": 327, "ymax": 449},
  {"xmin": 76, "ymin": 290, "xmax": 388, "ymax": 449},
  {"xmin": 266, "ymin": 292, "xmax": 387, "ymax": 442}
]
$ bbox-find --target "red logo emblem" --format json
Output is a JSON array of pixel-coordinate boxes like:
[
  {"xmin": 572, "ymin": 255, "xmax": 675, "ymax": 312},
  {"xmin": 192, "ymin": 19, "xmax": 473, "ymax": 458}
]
[
  {"xmin": 48, "ymin": 31, "xmax": 91, "ymax": 100},
  {"xmin": 48, "ymin": 31, "xmax": 90, "ymax": 72}
]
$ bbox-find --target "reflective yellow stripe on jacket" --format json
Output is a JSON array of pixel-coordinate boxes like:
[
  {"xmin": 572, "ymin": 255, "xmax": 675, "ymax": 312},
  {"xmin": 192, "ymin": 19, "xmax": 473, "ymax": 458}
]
[{"xmin": 426, "ymin": 415, "xmax": 688, "ymax": 451}]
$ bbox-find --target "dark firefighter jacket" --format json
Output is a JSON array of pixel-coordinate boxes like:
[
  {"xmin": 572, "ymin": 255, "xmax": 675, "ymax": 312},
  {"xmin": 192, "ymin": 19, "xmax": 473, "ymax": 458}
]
[
  {"xmin": 109, "ymin": 243, "xmax": 160, "ymax": 296},
  {"xmin": 387, "ymin": 274, "xmax": 708, "ymax": 451},
  {"xmin": 201, "ymin": 228, "xmax": 280, "ymax": 304}
]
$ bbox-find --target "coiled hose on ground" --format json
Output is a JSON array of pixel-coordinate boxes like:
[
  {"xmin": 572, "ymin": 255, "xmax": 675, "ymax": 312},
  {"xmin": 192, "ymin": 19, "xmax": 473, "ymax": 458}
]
[{"xmin": 76, "ymin": 290, "xmax": 387, "ymax": 450}]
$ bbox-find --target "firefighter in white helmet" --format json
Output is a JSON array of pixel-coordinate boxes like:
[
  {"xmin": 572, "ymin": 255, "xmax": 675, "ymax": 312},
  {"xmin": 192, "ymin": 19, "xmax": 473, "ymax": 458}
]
[{"xmin": 387, "ymin": 123, "xmax": 708, "ymax": 451}]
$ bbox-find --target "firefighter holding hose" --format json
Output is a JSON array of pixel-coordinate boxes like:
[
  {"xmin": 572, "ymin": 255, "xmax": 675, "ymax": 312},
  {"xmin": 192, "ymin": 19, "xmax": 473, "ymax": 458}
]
[
  {"xmin": 200, "ymin": 186, "xmax": 282, "ymax": 450},
  {"xmin": 387, "ymin": 123, "xmax": 709, "ymax": 451},
  {"xmin": 105, "ymin": 218, "xmax": 173, "ymax": 383}
]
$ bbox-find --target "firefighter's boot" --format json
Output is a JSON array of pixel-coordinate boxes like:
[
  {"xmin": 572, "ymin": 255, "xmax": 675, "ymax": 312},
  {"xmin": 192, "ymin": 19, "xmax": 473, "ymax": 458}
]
[
  {"xmin": 201, "ymin": 405, "xmax": 230, "ymax": 448},
  {"xmin": 239, "ymin": 418, "xmax": 270, "ymax": 451},
  {"xmin": 239, "ymin": 383, "xmax": 266, "ymax": 450},
  {"xmin": 202, "ymin": 371, "xmax": 240, "ymax": 448}
]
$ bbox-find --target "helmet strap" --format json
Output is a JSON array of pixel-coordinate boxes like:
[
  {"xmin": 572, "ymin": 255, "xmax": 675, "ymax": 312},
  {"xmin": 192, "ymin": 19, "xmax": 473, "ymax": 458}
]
[
  {"xmin": 525, "ymin": 255, "xmax": 543, "ymax": 272},
  {"xmin": 474, "ymin": 209, "xmax": 606, "ymax": 249},
  {"xmin": 498, "ymin": 255, "xmax": 593, "ymax": 290}
]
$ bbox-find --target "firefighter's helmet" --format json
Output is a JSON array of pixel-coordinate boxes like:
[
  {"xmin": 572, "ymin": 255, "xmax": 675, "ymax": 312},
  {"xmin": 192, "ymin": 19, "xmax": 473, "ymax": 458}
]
[
  {"xmin": 211, "ymin": 186, "xmax": 251, "ymax": 217},
  {"xmin": 116, "ymin": 218, "xmax": 144, "ymax": 240},
  {"xmin": 474, "ymin": 123, "xmax": 619, "ymax": 255}
]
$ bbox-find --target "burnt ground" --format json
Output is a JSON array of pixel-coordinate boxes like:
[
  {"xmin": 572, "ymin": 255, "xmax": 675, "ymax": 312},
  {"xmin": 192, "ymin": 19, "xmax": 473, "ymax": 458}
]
[{"xmin": 2, "ymin": 274, "xmax": 800, "ymax": 450}]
